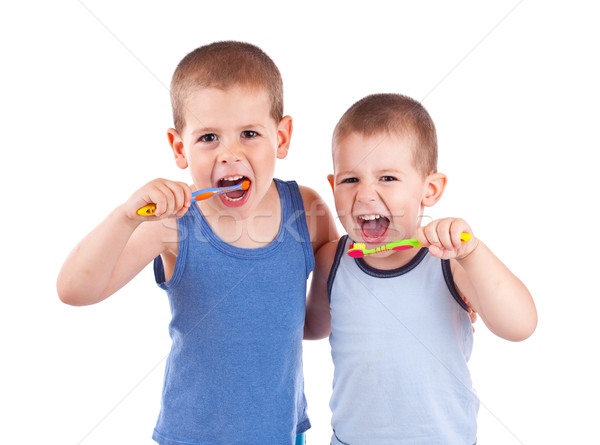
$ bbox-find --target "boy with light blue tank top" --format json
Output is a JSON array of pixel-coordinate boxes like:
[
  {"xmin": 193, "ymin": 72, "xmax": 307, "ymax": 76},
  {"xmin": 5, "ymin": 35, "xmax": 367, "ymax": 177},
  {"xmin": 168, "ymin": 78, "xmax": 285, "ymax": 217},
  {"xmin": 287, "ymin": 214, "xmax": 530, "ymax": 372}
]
[
  {"xmin": 57, "ymin": 41, "xmax": 336, "ymax": 444},
  {"xmin": 304, "ymin": 93, "xmax": 537, "ymax": 444}
]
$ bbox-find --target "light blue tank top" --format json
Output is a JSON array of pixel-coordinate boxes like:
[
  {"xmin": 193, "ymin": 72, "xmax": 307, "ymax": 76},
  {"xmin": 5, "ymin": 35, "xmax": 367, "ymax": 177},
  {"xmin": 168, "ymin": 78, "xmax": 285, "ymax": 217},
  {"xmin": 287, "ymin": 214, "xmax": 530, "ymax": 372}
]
[
  {"xmin": 328, "ymin": 235, "xmax": 478, "ymax": 445},
  {"xmin": 152, "ymin": 179, "xmax": 314, "ymax": 445}
]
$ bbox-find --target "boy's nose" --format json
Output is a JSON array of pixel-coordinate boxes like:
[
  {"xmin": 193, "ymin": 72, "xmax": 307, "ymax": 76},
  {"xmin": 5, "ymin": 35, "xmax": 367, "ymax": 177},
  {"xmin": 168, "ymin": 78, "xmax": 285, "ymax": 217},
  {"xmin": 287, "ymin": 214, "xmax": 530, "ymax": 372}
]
[
  {"xmin": 217, "ymin": 141, "xmax": 243, "ymax": 164},
  {"xmin": 356, "ymin": 182, "xmax": 377, "ymax": 202}
]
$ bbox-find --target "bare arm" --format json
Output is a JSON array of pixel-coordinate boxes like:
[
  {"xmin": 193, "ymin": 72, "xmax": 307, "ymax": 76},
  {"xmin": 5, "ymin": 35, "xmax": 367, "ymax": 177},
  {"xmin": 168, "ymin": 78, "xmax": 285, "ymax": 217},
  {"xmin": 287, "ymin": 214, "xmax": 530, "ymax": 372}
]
[
  {"xmin": 299, "ymin": 185, "xmax": 339, "ymax": 255},
  {"xmin": 452, "ymin": 241, "xmax": 537, "ymax": 341},
  {"xmin": 299, "ymin": 185, "xmax": 338, "ymax": 339},
  {"xmin": 304, "ymin": 240, "xmax": 338, "ymax": 340},
  {"xmin": 418, "ymin": 218, "xmax": 537, "ymax": 341},
  {"xmin": 56, "ymin": 179, "xmax": 192, "ymax": 306}
]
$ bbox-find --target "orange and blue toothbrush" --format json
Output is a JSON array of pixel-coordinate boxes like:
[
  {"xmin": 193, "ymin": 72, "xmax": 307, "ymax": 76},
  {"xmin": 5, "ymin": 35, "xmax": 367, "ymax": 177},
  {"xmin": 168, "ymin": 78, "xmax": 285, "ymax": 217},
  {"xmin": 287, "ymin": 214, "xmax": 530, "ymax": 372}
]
[
  {"xmin": 347, "ymin": 233, "xmax": 472, "ymax": 258},
  {"xmin": 137, "ymin": 180, "xmax": 250, "ymax": 216}
]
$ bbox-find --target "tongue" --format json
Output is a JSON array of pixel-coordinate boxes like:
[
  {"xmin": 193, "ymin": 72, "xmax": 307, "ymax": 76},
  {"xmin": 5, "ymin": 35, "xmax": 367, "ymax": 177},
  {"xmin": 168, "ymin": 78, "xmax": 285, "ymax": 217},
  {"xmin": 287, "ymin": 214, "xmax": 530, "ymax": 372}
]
[
  {"xmin": 362, "ymin": 218, "xmax": 389, "ymax": 239},
  {"xmin": 225, "ymin": 189, "xmax": 245, "ymax": 199},
  {"xmin": 219, "ymin": 178, "xmax": 246, "ymax": 199}
]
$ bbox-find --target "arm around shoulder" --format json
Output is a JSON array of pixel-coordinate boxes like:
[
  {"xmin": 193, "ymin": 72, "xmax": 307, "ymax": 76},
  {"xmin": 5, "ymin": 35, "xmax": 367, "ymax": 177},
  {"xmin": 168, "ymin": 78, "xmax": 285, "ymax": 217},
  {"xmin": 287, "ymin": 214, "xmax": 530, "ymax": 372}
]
[
  {"xmin": 304, "ymin": 239, "xmax": 339, "ymax": 340},
  {"xmin": 298, "ymin": 185, "xmax": 339, "ymax": 254}
]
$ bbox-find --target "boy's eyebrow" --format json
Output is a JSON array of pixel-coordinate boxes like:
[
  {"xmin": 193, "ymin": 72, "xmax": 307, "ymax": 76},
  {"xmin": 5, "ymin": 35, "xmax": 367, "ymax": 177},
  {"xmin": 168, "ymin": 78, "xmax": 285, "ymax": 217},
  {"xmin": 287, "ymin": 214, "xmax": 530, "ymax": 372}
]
[
  {"xmin": 190, "ymin": 127, "xmax": 219, "ymax": 137},
  {"xmin": 335, "ymin": 169, "xmax": 355, "ymax": 177},
  {"xmin": 376, "ymin": 168, "xmax": 406, "ymax": 176},
  {"xmin": 189, "ymin": 123, "xmax": 267, "ymax": 136},
  {"xmin": 240, "ymin": 123, "xmax": 268, "ymax": 131},
  {"xmin": 336, "ymin": 168, "xmax": 406, "ymax": 177}
]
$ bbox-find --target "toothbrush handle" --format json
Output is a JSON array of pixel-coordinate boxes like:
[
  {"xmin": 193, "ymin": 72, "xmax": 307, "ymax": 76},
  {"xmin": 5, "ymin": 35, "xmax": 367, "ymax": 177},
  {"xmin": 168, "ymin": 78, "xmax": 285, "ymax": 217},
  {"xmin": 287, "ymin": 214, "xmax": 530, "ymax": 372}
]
[
  {"xmin": 193, "ymin": 183, "xmax": 243, "ymax": 201},
  {"xmin": 193, "ymin": 189, "xmax": 219, "ymax": 201},
  {"xmin": 137, "ymin": 204, "xmax": 157, "ymax": 216},
  {"xmin": 136, "ymin": 186, "xmax": 220, "ymax": 215},
  {"xmin": 136, "ymin": 182, "xmax": 245, "ymax": 215},
  {"xmin": 416, "ymin": 232, "xmax": 471, "ymax": 247}
]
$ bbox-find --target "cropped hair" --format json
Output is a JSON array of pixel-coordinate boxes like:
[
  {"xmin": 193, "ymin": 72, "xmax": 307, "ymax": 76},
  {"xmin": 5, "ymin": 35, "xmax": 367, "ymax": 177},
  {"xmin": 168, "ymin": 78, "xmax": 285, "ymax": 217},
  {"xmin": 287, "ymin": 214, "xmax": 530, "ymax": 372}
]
[
  {"xmin": 333, "ymin": 93, "xmax": 438, "ymax": 176},
  {"xmin": 170, "ymin": 41, "xmax": 283, "ymax": 132}
]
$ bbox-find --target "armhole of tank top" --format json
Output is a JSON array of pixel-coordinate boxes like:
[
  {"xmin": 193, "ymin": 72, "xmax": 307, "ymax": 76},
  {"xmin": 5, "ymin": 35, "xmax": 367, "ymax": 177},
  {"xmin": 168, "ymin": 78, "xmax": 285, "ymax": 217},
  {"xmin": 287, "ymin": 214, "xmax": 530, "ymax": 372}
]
[
  {"xmin": 441, "ymin": 259, "xmax": 470, "ymax": 312},
  {"xmin": 153, "ymin": 216, "xmax": 187, "ymax": 291},
  {"xmin": 327, "ymin": 235, "xmax": 348, "ymax": 304},
  {"xmin": 285, "ymin": 180, "xmax": 315, "ymax": 278}
]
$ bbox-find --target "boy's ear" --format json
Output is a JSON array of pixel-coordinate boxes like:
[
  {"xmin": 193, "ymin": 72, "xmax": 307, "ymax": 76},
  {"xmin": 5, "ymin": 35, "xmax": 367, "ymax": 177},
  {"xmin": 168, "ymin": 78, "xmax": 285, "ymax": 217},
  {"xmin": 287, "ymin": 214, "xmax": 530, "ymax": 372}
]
[
  {"xmin": 276, "ymin": 115, "xmax": 293, "ymax": 159},
  {"xmin": 167, "ymin": 128, "xmax": 188, "ymax": 170},
  {"xmin": 327, "ymin": 174, "xmax": 335, "ymax": 193},
  {"xmin": 421, "ymin": 172, "xmax": 447, "ymax": 207}
]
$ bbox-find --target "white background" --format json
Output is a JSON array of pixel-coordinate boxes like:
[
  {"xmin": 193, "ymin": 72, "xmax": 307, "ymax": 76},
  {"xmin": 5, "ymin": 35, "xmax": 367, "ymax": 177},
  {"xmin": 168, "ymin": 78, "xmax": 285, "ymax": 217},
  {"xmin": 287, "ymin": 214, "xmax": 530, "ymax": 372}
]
[{"xmin": 1, "ymin": 1, "xmax": 598, "ymax": 444}]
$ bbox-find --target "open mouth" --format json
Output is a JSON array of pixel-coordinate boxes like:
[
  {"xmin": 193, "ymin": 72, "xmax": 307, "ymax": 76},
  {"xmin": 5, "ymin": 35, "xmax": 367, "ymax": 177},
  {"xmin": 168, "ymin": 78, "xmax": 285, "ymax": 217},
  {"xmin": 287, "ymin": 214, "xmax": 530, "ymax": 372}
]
[
  {"xmin": 217, "ymin": 175, "xmax": 251, "ymax": 204},
  {"xmin": 357, "ymin": 214, "xmax": 390, "ymax": 243}
]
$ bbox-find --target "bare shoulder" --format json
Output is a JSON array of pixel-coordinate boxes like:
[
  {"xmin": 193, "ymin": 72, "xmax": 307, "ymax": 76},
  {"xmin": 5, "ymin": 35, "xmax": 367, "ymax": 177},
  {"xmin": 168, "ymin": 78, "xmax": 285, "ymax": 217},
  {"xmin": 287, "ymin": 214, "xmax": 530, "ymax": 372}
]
[
  {"xmin": 298, "ymin": 184, "xmax": 322, "ymax": 208},
  {"xmin": 316, "ymin": 238, "xmax": 340, "ymax": 262},
  {"xmin": 313, "ymin": 238, "xmax": 341, "ymax": 281},
  {"xmin": 297, "ymin": 184, "xmax": 338, "ymax": 253}
]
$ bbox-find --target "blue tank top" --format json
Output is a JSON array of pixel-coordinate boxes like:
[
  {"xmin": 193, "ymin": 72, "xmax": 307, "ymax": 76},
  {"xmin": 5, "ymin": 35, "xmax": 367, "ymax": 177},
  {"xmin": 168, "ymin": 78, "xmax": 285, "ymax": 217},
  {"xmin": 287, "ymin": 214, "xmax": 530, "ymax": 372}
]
[
  {"xmin": 152, "ymin": 179, "xmax": 314, "ymax": 445},
  {"xmin": 328, "ymin": 235, "xmax": 478, "ymax": 445}
]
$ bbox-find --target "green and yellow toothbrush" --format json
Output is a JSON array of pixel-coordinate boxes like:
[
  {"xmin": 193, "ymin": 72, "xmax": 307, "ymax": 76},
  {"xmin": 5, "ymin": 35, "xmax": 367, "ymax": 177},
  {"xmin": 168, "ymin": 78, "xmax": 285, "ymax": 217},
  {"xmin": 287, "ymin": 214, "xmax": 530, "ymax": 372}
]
[{"xmin": 347, "ymin": 233, "xmax": 472, "ymax": 258}]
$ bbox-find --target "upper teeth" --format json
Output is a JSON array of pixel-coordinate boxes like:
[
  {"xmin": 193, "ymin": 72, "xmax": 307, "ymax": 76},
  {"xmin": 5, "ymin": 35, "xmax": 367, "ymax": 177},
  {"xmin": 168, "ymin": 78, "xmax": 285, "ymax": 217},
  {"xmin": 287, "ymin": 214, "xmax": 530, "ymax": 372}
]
[
  {"xmin": 223, "ymin": 175, "xmax": 244, "ymax": 181},
  {"xmin": 359, "ymin": 215, "xmax": 382, "ymax": 220}
]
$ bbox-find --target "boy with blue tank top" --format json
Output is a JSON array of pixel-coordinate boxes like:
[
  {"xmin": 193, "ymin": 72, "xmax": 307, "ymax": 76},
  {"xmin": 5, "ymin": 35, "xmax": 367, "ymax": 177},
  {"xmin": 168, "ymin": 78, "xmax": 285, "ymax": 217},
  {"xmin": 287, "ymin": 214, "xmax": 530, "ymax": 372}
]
[
  {"xmin": 57, "ymin": 41, "xmax": 337, "ymax": 445},
  {"xmin": 304, "ymin": 93, "xmax": 537, "ymax": 445}
]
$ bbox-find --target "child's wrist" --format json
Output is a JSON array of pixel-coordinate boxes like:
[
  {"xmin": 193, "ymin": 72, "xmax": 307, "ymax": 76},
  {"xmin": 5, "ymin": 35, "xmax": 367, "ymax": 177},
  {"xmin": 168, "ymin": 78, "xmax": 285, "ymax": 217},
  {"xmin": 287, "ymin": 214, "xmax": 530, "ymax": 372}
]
[
  {"xmin": 114, "ymin": 203, "xmax": 144, "ymax": 230},
  {"xmin": 456, "ymin": 237, "xmax": 481, "ymax": 264}
]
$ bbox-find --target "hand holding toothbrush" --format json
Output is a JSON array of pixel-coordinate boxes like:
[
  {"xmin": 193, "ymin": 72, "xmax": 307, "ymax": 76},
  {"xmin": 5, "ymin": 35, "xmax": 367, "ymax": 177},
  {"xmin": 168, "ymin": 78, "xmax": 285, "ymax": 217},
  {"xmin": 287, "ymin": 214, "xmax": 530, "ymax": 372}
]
[
  {"xmin": 132, "ymin": 178, "xmax": 251, "ymax": 218},
  {"xmin": 417, "ymin": 217, "xmax": 477, "ymax": 260},
  {"xmin": 124, "ymin": 178, "xmax": 193, "ymax": 220}
]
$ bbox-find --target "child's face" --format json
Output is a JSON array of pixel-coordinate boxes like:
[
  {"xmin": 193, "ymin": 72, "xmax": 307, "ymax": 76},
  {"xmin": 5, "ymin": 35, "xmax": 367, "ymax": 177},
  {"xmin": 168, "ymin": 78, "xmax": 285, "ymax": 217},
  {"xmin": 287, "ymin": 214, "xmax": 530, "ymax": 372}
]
[
  {"xmin": 170, "ymin": 85, "xmax": 289, "ymax": 218},
  {"xmin": 332, "ymin": 131, "xmax": 429, "ymax": 247}
]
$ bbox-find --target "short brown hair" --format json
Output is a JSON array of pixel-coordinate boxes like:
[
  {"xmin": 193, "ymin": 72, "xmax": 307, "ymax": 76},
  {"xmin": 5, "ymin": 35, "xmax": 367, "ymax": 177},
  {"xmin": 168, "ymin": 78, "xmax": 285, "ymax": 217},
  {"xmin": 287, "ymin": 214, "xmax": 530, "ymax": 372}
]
[
  {"xmin": 333, "ymin": 93, "xmax": 438, "ymax": 176},
  {"xmin": 170, "ymin": 41, "xmax": 284, "ymax": 132}
]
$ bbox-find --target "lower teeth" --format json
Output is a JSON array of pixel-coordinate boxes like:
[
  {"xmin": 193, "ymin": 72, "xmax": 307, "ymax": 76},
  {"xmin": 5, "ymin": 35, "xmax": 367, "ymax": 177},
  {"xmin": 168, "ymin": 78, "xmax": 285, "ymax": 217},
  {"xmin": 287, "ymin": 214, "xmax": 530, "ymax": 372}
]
[{"xmin": 224, "ymin": 194, "xmax": 244, "ymax": 202}]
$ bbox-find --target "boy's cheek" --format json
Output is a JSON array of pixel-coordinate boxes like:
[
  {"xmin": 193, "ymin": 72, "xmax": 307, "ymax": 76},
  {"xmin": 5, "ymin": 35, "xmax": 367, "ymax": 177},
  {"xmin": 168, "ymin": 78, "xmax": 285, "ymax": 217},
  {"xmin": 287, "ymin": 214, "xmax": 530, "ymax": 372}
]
[
  {"xmin": 335, "ymin": 210, "xmax": 357, "ymax": 235},
  {"xmin": 333, "ymin": 202, "xmax": 352, "ymax": 223}
]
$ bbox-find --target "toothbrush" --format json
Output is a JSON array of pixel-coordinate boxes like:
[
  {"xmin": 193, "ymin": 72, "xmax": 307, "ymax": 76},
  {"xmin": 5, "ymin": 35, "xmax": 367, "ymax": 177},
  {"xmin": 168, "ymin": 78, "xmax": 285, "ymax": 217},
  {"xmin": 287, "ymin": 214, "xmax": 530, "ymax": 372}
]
[
  {"xmin": 137, "ymin": 180, "xmax": 250, "ymax": 216},
  {"xmin": 347, "ymin": 232, "xmax": 472, "ymax": 258}
]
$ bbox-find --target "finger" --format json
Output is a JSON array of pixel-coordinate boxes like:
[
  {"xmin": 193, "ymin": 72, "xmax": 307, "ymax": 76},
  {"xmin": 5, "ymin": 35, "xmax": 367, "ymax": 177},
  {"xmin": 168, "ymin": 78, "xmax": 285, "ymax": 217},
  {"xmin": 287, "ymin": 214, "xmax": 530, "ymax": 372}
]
[
  {"xmin": 416, "ymin": 226, "xmax": 429, "ymax": 247},
  {"xmin": 153, "ymin": 182, "xmax": 177, "ymax": 217},
  {"xmin": 435, "ymin": 218, "xmax": 454, "ymax": 251},
  {"xmin": 167, "ymin": 181, "xmax": 188, "ymax": 214},
  {"xmin": 181, "ymin": 182, "xmax": 193, "ymax": 207},
  {"xmin": 450, "ymin": 219, "xmax": 471, "ymax": 249},
  {"xmin": 427, "ymin": 244, "xmax": 444, "ymax": 258},
  {"xmin": 470, "ymin": 310, "xmax": 478, "ymax": 324},
  {"xmin": 174, "ymin": 183, "xmax": 193, "ymax": 218},
  {"xmin": 422, "ymin": 221, "xmax": 441, "ymax": 247}
]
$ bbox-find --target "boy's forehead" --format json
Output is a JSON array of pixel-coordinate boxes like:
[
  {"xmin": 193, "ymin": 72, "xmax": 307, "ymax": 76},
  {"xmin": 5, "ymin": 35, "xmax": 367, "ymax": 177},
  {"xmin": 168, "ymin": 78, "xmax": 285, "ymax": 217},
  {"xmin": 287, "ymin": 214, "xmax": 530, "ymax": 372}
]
[
  {"xmin": 181, "ymin": 85, "xmax": 273, "ymax": 128},
  {"xmin": 333, "ymin": 131, "xmax": 416, "ymax": 170},
  {"xmin": 185, "ymin": 84, "xmax": 270, "ymax": 106}
]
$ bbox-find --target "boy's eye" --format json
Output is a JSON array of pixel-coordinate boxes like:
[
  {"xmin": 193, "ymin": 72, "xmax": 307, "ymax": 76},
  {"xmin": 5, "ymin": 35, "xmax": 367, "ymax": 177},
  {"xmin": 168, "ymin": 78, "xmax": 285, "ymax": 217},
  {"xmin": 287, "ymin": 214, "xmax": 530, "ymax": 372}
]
[
  {"xmin": 199, "ymin": 133, "xmax": 218, "ymax": 143},
  {"xmin": 241, "ymin": 130, "xmax": 259, "ymax": 138},
  {"xmin": 381, "ymin": 176, "xmax": 397, "ymax": 182},
  {"xmin": 341, "ymin": 177, "xmax": 358, "ymax": 184}
]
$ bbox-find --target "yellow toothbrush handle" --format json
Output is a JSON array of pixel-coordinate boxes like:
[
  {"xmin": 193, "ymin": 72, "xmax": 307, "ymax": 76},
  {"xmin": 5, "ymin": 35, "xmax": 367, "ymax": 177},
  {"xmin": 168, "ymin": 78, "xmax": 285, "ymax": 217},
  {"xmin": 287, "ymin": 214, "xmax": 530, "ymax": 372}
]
[
  {"xmin": 137, "ymin": 204, "xmax": 156, "ymax": 216},
  {"xmin": 414, "ymin": 232, "xmax": 471, "ymax": 248}
]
